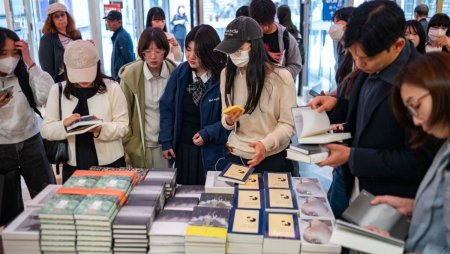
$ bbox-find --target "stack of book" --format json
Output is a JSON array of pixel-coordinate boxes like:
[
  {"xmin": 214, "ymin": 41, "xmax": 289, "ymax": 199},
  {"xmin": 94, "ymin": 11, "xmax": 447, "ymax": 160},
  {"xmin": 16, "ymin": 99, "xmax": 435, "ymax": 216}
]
[
  {"xmin": 74, "ymin": 194, "xmax": 120, "ymax": 253},
  {"xmin": 38, "ymin": 194, "xmax": 85, "ymax": 253},
  {"xmin": 112, "ymin": 205, "xmax": 156, "ymax": 254},
  {"xmin": 198, "ymin": 193, "xmax": 234, "ymax": 210},
  {"xmin": 185, "ymin": 206, "xmax": 231, "ymax": 254},
  {"xmin": 128, "ymin": 184, "xmax": 165, "ymax": 212},
  {"xmin": 93, "ymin": 173, "xmax": 135, "ymax": 200},
  {"xmin": 227, "ymin": 208, "xmax": 264, "ymax": 254},
  {"xmin": 292, "ymin": 177, "xmax": 341, "ymax": 254},
  {"xmin": 175, "ymin": 185, "xmax": 205, "ymax": 199},
  {"xmin": 262, "ymin": 212, "xmax": 302, "ymax": 254},
  {"xmin": 286, "ymin": 144, "xmax": 330, "ymax": 164},
  {"xmin": 148, "ymin": 209, "xmax": 193, "ymax": 253},
  {"xmin": 164, "ymin": 196, "xmax": 199, "ymax": 211},
  {"xmin": 205, "ymin": 170, "xmax": 235, "ymax": 194},
  {"xmin": 141, "ymin": 168, "xmax": 177, "ymax": 198},
  {"xmin": 90, "ymin": 166, "xmax": 150, "ymax": 183},
  {"xmin": 2, "ymin": 208, "xmax": 41, "ymax": 254},
  {"xmin": 263, "ymin": 172, "xmax": 298, "ymax": 214}
]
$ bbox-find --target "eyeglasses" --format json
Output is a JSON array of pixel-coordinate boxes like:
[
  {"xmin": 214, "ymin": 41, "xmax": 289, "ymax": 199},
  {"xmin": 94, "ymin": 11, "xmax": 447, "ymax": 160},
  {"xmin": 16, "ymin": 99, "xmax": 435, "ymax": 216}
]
[
  {"xmin": 52, "ymin": 12, "xmax": 66, "ymax": 19},
  {"xmin": 405, "ymin": 92, "xmax": 430, "ymax": 119},
  {"xmin": 142, "ymin": 49, "xmax": 165, "ymax": 57}
]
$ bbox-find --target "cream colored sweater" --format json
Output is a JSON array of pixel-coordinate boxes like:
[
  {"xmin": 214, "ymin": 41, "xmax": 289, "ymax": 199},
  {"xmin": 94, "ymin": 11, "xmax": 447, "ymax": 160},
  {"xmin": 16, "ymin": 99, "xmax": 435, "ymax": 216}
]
[{"xmin": 220, "ymin": 67, "xmax": 297, "ymax": 159}]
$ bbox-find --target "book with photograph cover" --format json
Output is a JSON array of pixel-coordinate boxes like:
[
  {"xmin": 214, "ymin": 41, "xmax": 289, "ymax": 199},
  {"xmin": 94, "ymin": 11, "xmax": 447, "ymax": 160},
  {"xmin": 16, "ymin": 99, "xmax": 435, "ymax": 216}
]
[
  {"xmin": 228, "ymin": 208, "xmax": 263, "ymax": 236},
  {"xmin": 263, "ymin": 212, "xmax": 301, "ymax": 254},
  {"xmin": 66, "ymin": 115, "xmax": 103, "ymax": 133},
  {"xmin": 300, "ymin": 218, "xmax": 341, "ymax": 253},
  {"xmin": 265, "ymin": 188, "xmax": 298, "ymax": 213},
  {"xmin": 175, "ymin": 185, "xmax": 204, "ymax": 198},
  {"xmin": 298, "ymin": 196, "xmax": 334, "ymax": 219},
  {"xmin": 217, "ymin": 163, "xmax": 255, "ymax": 184},
  {"xmin": 149, "ymin": 209, "xmax": 193, "ymax": 242},
  {"xmin": 238, "ymin": 173, "xmax": 263, "ymax": 190},
  {"xmin": 38, "ymin": 194, "xmax": 85, "ymax": 220},
  {"xmin": 164, "ymin": 197, "xmax": 199, "ymax": 211},
  {"xmin": 234, "ymin": 189, "xmax": 264, "ymax": 209},
  {"xmin": 292, "ymin": 177, "xmax": 326, "ymax": 197},
  {"xmin": 291, "ymin": 106, "xmax": 351, "ymax": 144},
  {"xmin": 113, "ymin": 205, "xmax": 156, "ymax": 229},
  {"xmin": 186, "ymin": 206, "xmax": 230, "ymax": 240},
  {"xmin": 330, "ymin": 219, "xmax": 404, "ymax": 254},
  {"xmin": 342, "ymin": 190, "xmax": 410, "ymax": 240},
  {"xmin": 198, "ymin": 193, "xmax": 234, "ymax": 209},
  {"xmin": 73, "ymin": 194, "xmax": 119, "ymax": 221},
  {"xmin": 2, "ymin": 208, "xmax": 40, "ymax": 240},
  {"xmin": 205, "ymin": 170, "xmax": 235, "ymax": 194},
  {"xmin": 263, "ymin": 172, "xmax": 292, "ymax": 189}
]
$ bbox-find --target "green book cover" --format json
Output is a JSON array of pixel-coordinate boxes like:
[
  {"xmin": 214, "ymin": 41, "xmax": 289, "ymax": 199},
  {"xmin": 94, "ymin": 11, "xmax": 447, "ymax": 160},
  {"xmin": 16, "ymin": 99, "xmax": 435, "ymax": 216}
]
[
  {"xmin": 63, "ymin": 175, "xmax": 100, "ymax": 188},
  {"xmin": 74, "ymin": 195, "xmax": 119, "ymax": 221},
  {"xmin": 94, "ymin": 175, "xmax": 132, "ymax": 194},
  {"xmin": 38, "ymin": 194, "xmax": 85, "ymax": 220}
]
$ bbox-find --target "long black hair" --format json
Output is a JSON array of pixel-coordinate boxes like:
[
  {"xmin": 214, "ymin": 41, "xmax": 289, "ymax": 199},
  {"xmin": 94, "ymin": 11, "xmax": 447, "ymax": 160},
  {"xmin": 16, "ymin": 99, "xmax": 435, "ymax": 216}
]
[
  {"xmin": 0, "ymin": 27, "xmax": 40, "ymax": 114},
  {"xmin": 277, "ymin": 5, "xmax": 299, "ymax": 36},
  {"xmin": 63, "ymin": 62, "xmax": 112, "ymax": 99},
  {"xmin": 224, "ymin": 38, "xmax": 273, "ymax": 114},
  {"xmin": 405, "ymin": 20, "xmax": 426, "ymax": 54},
  {"xmin": 145, "ymin": 7, "xmax": 167, "ymax": 32},
  {"xmin": 185, "ymin": 24, "xmax": 226, "ymax": 82}
]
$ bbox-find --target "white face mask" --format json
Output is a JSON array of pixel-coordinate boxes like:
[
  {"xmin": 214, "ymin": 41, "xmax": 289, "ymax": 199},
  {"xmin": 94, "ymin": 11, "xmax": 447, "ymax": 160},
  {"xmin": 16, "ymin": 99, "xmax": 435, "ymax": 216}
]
[
  {"xmin": 229, "ymin": 50, "xmax": 250, "ymax": 67},
  {"xmin": 179, "ymin": 8, "xmax": 185, "ymax": 14},
  {"xmin": 0, "ymin": 57, "xmax": 20, "ymax": 75},
  {"xmin": 428, "ymin": 27, "xmax": 448, "ymax": 42},
  {"xmin": 328, "ymin": 23, "xmax": 345, "ymax": 41}
]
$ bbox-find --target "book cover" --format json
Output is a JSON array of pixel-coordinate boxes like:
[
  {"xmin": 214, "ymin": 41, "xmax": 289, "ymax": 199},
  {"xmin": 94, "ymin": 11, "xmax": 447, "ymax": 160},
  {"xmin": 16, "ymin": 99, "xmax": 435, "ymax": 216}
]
[
  {"xmin": 330, "ymin": 219, "xmax": 404, "ymax": 254},
  {"xmin": 149, "ymin": 210, "xmax": 193, "ymax": 236},
  {"xmin": 342, "ymin": 189, "xmax": 410, "ymax": 239},
  {"xmin": 238, "ymin": 173, "xmax": 263, "ymax": 190},
  {"xmin": 38, "ymin": 194, "xmax": 85, "ymax": 220},
  {"xmin": 2, "ymin": 208, "xmax": 40, "ymax": 240},
  {"xmin": 186, "ymin": 206, "xmax": 230, "ymax": 238},
  {"xmin": 63, "ymin": 175, "xmax": 99, "ymax": 188},
  {"xmin": 291, "ymin": 106, "xmax": 351, "ymax": 144},
  {"xmin": 73, "ymin": 194, "xmax": 119, "ymax": 221},
  {"xmin": 286, "ymin": 148, "xmax": 329, "ymax": 164},
  {"xmin": 198, "ymin": 193, "xmax": 234, "ymax": 209},
  {"xmin": 298, "ymin": 196, "xmax": 334, "ymax": 219},
  {"xmin": 66, "ymin": 115, "xmax": 103, "ymax": 131},
  {"xmin": 289, "ymin": 144, "xmax": 329, "ymax": 155},
  {"xmin": 265, "ymin": 188, "xmax": 298, "ymax": 210},
  {"xmin": 113, "ymin": 205, "xmax": 156, "ymax": 229},
  {"xmin": 264, "ymin": 212, "xmax": 300, "ymax": 239},
  {"xmin": 164, "ymin": 197, "xmax": 199, "ymax": 211},
  {"xmin": 234, "ymin": 189, "xmax": 264, "ymax": 209},
  {"xmin": 205, "ymin": 171, "xmax": 235, "ymax": 194},
  {"xmin": 175, "ymin": 185, "xmax": 204, "ymax": 198},
  {"xmin": 264, "ymin": 172, "xmax": 292, "ymax": 189},
  {"xmin": 94, "ymin": 175, "xmax": 133, "ymax": 194},
  {"xmin": 217, "ymin": 163, "xmax": 254, "ymax": 184},
  {"xmin": 292, "ymin": 177, "xmax": 326, "ymax": 197},
  {"xmin": 300, "ymin": 218, "xmax": 333, "ymax": 244},
  {"xmin": 228, "ymin": 208, "xmax": 263, "ymax": 235}
]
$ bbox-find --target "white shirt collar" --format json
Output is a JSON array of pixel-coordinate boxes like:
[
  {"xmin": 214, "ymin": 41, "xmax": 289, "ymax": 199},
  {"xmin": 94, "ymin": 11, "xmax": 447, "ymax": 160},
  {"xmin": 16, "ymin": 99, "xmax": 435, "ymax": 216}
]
[
  {"xmin": 192, "ymin": 70, "xmax": 211, "ymax": 84},
  {"xmin": 143, "ymin": 61, "xmax": 169, "ymax": 81}
]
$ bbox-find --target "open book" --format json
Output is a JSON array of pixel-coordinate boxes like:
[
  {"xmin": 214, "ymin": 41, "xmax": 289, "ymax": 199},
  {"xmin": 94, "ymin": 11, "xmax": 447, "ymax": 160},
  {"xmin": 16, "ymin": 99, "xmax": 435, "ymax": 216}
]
[
  {"xmin": 330, "ymin": 220, "xmax": 404, "ymax": 254},
  {"xmin": 342, "ymin": 190, "xmax": 410, "ymax": 240},
  {"xmin": 291, "ymin": 106, "xmax": 351, "ymax": 144},
  {"xmin": 66, "ymin": 115, "xmax": 103, "ymax": 136}
]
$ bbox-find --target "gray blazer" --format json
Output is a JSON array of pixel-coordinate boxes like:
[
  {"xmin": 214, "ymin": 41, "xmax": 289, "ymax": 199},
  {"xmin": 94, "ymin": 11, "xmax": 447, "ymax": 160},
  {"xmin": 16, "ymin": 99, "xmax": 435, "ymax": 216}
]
[{"xmin": 406, "ymin": 141, "xmax": 450, "ymax": 253}]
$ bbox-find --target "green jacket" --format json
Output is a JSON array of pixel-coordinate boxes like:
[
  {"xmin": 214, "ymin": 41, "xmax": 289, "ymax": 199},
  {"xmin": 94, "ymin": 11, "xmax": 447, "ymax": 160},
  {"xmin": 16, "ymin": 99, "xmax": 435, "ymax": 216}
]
[{"xmin": 119, "ymin": 59, "xmax": 176, "ymax": 168}]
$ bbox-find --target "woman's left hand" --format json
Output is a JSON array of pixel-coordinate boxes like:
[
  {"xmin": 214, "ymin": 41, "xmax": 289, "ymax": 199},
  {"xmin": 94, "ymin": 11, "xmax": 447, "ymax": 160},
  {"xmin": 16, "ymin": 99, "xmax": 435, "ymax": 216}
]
[
  {"xmin": 192, "ymin": 133, "xmax": 204, "ymax": 146},
  {"xmin": 433, "ymin": 35, "xmax": 450, "ymax": 47},
  {"xmin": 168, "ymin": 37, "xmax": 178, "ymax": 46},
  {"xmin": 247, "ymin": 141, "xmax": 266, "ymax": 168},
  {"xmin": 15, "ymin": 40, "xmax": 33, "ymax": 66}
]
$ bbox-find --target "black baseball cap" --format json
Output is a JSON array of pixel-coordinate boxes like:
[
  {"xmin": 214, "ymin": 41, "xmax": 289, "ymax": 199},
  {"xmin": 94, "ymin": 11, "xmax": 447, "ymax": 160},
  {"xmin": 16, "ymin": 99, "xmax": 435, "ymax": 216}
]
[
  {"xmin": 103, "ymin": 10, "xmax": 122, "ymax": 20},
  {"xmin": 214, "ymin": 16, "xmax": 263, "ymax": 54}
]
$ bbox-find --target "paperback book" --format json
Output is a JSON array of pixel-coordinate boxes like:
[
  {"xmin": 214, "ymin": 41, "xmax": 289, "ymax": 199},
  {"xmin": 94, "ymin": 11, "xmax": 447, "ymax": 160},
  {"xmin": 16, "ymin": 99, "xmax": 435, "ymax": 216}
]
[
  {"xmin": 66, "ymin": 115, "xmax": 103, "ymax": 135},
  {"xmin": 38, "ymin": 194, "xmax": 85, "ymax": 220},
  {"xmin": 300, "ymin": 218, "xmax": 341, "ymax": 253},
  {"xmin": 205, "ymin": 170, "xmax": 235, "ymax": 194},
  {"xmin": 217, "ymin": 163, "xmax": 254, "ymax": 184},
  {"xmin": 298, "ymin": 196, "xmax": 334, "ymax": 219},
  {"xmin": 238, "ymin": 173, "xmax": 263, "ymax": 190},
  {"xmin": 175, "ymin": 185, "xmax": 204, "ymax": 198},
  {"xmin": 292, "ymin": 177, "xmax": 326, "ymax": 197},
  {"xmin": 164, "ymin": 197, "xmax": 199, "ymax": 211},
  {"xmin": 198, "ymin": 193, "xmax": 234, "ymax": 209},
  {"xmin": 265, "ymin": 188, "xmax": 299, "ymax": 213},
  {"xmin": 263, "ymin": 212, "xmax": 301, "ymax": 254},
  {"xmin": 186, "ymin": 206, "xmax": 231, "ymax": 239},
  {"xmin": 73, "ymin": 194, "xmax": 119, "ymax": 221},
  {"xmin": 233, "ymin": 189, "xmax": 264, "ymax": 209},
  {"xmin": 263, "ymin": 172, "xmax": 293, "ymax": 189}
]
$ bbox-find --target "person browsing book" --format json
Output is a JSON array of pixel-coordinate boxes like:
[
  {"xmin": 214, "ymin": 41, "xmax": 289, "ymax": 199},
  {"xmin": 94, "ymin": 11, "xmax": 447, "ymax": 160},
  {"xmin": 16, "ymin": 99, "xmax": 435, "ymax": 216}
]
[
  {"xmin": 0, "ymin": 28, "xmax": 56, "ymax": 226},
  {"xmin": 367, "ymin": 52, "xmax": 450, "ymax": 253},
  {"xmin": 308, "ymin": 1, "xmax": 441, "ymax": 209},
  {"xmin": 214, "ymin": 16, "xmax": 297, "ymax": 173},
  {"xmin": 41, "ymin": 40, "xmax": 129, "ymax": 182},
  {"xmin": 120, "ymin": 27, "xmax": 176, "ymax": 168},
  {"xmin": 158, "ymin": 25, "xmax": 228, "ymax": 185}
]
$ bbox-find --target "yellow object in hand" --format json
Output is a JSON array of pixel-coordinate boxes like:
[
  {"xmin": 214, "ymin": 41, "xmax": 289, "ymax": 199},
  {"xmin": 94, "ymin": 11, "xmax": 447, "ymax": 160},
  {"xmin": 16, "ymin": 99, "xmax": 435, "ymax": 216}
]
[{"xmin": 223, "ymin": 105, "xmax": 245, "ymax": 115}]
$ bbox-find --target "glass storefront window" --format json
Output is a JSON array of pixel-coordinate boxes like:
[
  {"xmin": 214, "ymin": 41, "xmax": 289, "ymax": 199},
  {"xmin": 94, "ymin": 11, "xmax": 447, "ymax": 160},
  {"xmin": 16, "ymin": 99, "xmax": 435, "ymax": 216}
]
[
  {"xmin": 142, "ymin": 0, "xmax": 191, "ymax": 35},
  {"xmin": 443, "ymin": 0, "xmax": 450, "ymax": 15},
  {"xmin": 0, "ymin": 2, "xmax": 7, "ymax": 28}
]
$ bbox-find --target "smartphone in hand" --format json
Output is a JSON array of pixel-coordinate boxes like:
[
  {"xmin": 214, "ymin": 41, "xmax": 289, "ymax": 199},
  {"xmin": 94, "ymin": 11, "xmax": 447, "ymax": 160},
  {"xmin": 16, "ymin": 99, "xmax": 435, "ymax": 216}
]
[{"xmin": 309, "ymin": 89, "xmax": 320, "ymax": 97}]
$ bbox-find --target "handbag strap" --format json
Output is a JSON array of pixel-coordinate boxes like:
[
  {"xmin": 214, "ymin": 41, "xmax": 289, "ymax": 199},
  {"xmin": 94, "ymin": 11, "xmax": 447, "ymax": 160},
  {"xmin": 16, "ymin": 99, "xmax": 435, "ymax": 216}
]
[{"xmin": 58, "ymin": 82, "xmax": 62, "ymax": 121}]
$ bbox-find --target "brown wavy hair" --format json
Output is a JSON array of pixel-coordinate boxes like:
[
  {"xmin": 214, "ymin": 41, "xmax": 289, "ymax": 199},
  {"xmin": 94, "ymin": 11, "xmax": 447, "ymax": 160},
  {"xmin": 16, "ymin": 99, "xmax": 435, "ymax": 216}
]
[
  {"xmin": 42, "ymin": 11, "xmax": 81, "ymax": 38},
  {"xmin": 392, "ymin": 52, "xmax": 450, "ymax": 147}
]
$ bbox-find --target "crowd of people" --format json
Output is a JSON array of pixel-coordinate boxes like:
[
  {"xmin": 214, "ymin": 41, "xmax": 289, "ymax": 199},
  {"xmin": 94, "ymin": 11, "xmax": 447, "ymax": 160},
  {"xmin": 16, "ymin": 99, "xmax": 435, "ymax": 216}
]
[{"xmin": 0, "ymin": 1, "xmax": 449, "ymax": 253}]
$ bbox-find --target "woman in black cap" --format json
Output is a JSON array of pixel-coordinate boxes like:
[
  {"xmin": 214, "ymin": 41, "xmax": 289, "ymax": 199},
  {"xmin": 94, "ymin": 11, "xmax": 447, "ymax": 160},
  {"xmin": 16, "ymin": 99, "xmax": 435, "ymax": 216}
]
[{"xmin": 215, "ymin": 16, "xmax": 297, "ymax": 173}]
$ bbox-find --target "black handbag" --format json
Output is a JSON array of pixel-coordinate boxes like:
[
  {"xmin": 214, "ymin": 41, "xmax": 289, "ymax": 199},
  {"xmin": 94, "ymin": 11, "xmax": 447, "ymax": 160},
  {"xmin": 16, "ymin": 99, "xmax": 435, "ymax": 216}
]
[{"xmin": 43, "ymin": 83, "xmax": 69, "ymax": 164}]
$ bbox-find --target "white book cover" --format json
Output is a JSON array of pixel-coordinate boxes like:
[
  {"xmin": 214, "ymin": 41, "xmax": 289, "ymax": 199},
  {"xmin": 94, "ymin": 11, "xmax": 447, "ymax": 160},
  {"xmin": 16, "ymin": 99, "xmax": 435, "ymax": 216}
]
[
  {"xmin": 286, "ymin": 148, "xmax": 329, "ymax": 164},
  {"xmin": 300, "ymin": 218, "xmax": 341, "ymax": 253},
  {"xmin": 205, "ymin": 171, "xmax": 234, "ymax": 194},
  {"xmin": 2, "ymin": 208, "xmax": 40, "ymax": 240},
  {"xmin": 292, "ymin": 177, "xmax": 326, "ymax": 197},
  {"xmin": 298, "ymin": 196, "xmax": 334, "ymax": 220},
  {"xmin": 149, "ymin": 210, "xmax": 192, "ymax": 236}
]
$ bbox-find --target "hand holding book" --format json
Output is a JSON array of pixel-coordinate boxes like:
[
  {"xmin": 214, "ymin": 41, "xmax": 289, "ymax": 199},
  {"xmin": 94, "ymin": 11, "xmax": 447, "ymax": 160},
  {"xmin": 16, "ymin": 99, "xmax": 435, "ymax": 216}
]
[
  {"xmin": 63, "ymin": 113, "xmax": 81, "ymax": 128},
  {"xmin": 317, "ymin": 143, "xmax": 350, "ymax": 168},
  {"xmin": 307, "ymin": 95, "xmax": 337, "ymax": 113},
  {"xmin": 370, "ymin": 196, "xmax": 414, "ymax": 218}
]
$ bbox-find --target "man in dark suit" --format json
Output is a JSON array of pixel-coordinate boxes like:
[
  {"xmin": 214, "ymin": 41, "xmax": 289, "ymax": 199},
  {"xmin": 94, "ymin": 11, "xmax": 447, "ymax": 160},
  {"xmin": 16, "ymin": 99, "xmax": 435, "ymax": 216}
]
[
  {"xmin": 309, "ymin": 0, "xmax": 440, "ymax": 216},
  {"xmin": 414, "ymin": 4, "xmax": 429, "ymax": 33}
]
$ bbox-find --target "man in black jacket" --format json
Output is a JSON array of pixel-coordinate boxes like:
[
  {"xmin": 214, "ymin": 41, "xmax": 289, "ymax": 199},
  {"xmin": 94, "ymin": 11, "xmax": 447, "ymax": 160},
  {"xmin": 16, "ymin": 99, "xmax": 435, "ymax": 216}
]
[{"xmin": 309, "ymin": 0, "xmax": 441, "ymax": 216}]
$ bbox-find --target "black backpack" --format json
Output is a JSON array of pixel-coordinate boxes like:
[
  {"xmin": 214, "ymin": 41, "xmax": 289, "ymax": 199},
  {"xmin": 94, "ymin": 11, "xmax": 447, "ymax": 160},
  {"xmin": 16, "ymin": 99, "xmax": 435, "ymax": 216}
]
[{"xmin": 283, "ymin": 28, "xmax": 305, "ymax": 65}]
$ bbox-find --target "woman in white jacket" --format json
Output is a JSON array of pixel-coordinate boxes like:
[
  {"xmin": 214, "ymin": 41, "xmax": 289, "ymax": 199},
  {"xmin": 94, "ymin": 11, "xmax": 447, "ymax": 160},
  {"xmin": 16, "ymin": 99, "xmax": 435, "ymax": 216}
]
[
  {"xmin": 41, "ymin": 40, "xmax": 129, "ymax": 182},
  {"xmin": 0, "ymin": 28, "xmax": 55, "ymax": 226}
]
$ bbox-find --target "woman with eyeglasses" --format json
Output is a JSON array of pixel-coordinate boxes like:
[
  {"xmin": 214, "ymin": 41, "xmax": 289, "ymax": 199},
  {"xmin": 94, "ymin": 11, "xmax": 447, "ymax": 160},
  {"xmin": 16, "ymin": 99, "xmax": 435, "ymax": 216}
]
[
  {"xmin": 367, "ymin": 52, "xmax": 450, "ymax": 253},
  {"xmin": 214, "ymin": 16, "xmax": 297, "ymax": 173},
  {"xmin": 145, "ymin": 7, "xmax": 183, "ymax": 62},
  {"xmin": 119, "ymin": 27, "xmax": 176, "ymax": 168},
  {"xmin": 159, "ymin": 24, "xmax": 228, "ymax": 185},
  {"xmin": 39, "ymin": 3, "xmax": 81, "ymax": 83}
]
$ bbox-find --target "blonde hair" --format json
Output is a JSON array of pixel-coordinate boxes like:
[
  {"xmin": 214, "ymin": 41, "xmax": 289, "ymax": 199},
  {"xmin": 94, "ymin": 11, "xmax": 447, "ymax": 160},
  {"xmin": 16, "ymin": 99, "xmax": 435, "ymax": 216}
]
[{"xmin": 42, "ymin": 12, "xmax": 81, "ymax": 38}]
